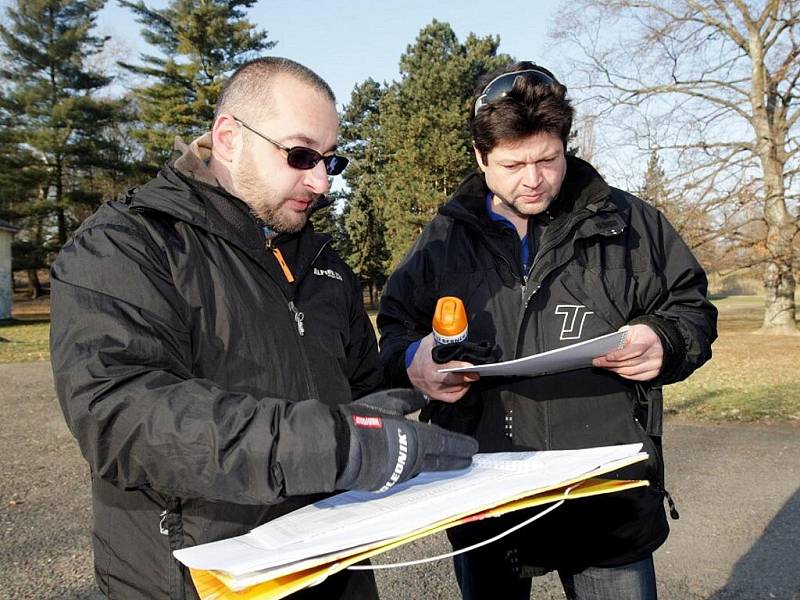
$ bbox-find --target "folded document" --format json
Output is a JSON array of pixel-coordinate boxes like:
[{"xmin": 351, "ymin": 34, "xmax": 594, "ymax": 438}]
[
  {"xmin": 175, "ymin": 443, "xmax": 648, "ymax": 599},
  {"xmin": 439, "ymin": 328, "xmax": 629, "ymax": 377}
]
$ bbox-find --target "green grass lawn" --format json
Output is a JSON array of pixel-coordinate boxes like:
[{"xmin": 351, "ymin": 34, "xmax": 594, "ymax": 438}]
[{"xmin": 4, "ymin": 294, "xmax": 799, "ymax": 423}]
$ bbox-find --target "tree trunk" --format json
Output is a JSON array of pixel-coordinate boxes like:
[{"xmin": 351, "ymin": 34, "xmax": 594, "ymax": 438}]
[
  {"xmin": 26, "ymin": 269, "xmax": 42, "ymax": 300},
  {"xmin": 760, "ymin": 260, "xmax": 797, "ymax": 333},
  {"xmin": 748, "ymin": 31, "xmax": 798, "ymax": 335},
  {"xmin": 754, "ymin": 155, "xmax": 798, "ymax": 334}
]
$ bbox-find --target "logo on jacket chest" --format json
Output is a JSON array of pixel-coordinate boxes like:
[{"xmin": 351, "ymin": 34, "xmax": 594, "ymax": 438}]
[
  {"xmin": 554, "ymin": 304, "xmax": 594, "ymax": 340},
  {"xmin": 313, "ymin": 267, "xmax": 343, "ymax": 281}
]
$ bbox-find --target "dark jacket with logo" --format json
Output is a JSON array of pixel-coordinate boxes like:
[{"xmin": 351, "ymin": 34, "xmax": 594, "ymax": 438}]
[
  {"xmin": 50, "ymin": 148, "xmax": 382, "ymax": 598},
  {"xmin": 378, "ymin": 156, "xmax": 717, "ymax": 570}
]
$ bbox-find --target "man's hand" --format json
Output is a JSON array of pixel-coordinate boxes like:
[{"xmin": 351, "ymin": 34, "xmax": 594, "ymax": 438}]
[
  {"xmin": 335, "ymin": 389, "xmax": 479, "ymax": 492},
  {"xmin": 591, "ymin": 324, "xmax": 664, "ymax": 381},
  {"xmin": 407, "ymin": 333, "xmax": 480, "ymax": 403}
]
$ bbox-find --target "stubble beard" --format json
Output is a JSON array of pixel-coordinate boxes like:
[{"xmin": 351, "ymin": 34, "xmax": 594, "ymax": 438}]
[
  {"xmin": 255, "ymin": 197, "xmax": 309, "ymax": 234},
  {"xmin": 234, "ymin": 155, "xmax": 314, "ymax": 234},
  {"xmin": 511, "ymin": 197, "xmax": 551, "ymax": 217},
  {"xmin": 495, "ymin": 192, "xmax": 552, "ymax": 219}
]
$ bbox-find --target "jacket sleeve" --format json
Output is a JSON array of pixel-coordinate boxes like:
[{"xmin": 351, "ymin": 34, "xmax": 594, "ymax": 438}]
[
  {"xmin": 377, "ymin": 234, "xmax": 439, "ymax": 387},
  {"xmin": 628, "ymin": 201, "xmax": 718, "ymax": 385},
  {"xmin": 50, "ymin": 215, "xmax": 341, "ymax": 505}
]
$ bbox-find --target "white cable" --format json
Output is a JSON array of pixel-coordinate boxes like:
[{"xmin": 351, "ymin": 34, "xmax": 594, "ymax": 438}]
[{"xmin": 348, "ymin": 482, "xmax": 581, "ymax": 571}]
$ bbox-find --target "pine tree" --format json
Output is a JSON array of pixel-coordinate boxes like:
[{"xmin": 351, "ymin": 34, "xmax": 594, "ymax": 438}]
[
  {"xmin": 0, "ymin": 0, "xmax": 128, "ymax": 292},
  {"xmin": 119, "ymin": 0, "xmax": 274, "ymax": 169},
  {"xmin": 344, "ymin": 190, "xmax": 389, "ymax": 307},
  {"xmin": 310, "ymin": 190, "xmax": 350, "ymax": 259},
  {"xmin": 339, "ymin": 79, "xmax": 389, "ymax": 302},
  {"xmin": 0, "ymin": 108, "xmax": 49, "ymax": 296},
  {"xmin": 640, "ymin": 150, "xmax": 713, "ymax": 257},
  {"xmin": 640, "ymin": 150, "xmax": 668, "ymax": 211},
  {"xmin": 375, "ymin": 21, "xmax": 510, "ymax": 267}
]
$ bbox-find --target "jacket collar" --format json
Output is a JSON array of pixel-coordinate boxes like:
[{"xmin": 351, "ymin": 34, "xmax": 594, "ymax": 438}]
[
  {"xmin": 441, "ymin": 155, "xmax": 623, "ymax": 228},
  {"xmin": 125, "ymin": 135, "xmax": 332, "ymax": 266}
]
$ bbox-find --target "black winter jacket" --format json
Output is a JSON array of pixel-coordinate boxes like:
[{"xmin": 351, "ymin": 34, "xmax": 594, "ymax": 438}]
[
  {"xmin": 50, "ymin": 156, "xmax": 382, "ymax": 598},
  {"xmin": 378, "ymin": 157, "xmax": 717, "ymax": 570}
]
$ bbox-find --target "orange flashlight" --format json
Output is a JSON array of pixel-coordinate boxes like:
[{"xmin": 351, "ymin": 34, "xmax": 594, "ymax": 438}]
[{"xmin": 432, "ymin": 296, "xmax": 468, "ymax": 345}]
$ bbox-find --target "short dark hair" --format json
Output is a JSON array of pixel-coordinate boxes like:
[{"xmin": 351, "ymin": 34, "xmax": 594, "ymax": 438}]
[
  {"xmin": 215, "ymin": 57, "xmax": 335, "ymax": 122},
  {"xmin": 470, "ymin": 61, "xmax": 574, "ymax": 164}
]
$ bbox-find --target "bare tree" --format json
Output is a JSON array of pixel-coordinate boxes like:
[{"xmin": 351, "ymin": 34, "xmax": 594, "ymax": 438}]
[{"xmin": 552, "ymin": 0, "xmax": 799, "ymax": 334}]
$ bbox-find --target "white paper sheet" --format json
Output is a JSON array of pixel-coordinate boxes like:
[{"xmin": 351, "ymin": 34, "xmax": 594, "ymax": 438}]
[
  {"xmin": 438, "ymin": 328, "xmax": 629, "ymax": 377},
  {"xmin": 174, "ymin": 443, "xmax": 645, "ymax": 582}
]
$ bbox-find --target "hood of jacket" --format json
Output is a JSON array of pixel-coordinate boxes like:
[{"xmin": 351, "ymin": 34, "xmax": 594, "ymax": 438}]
[{"xmin": 126, "ymin": 134, "xmax": 333, "ymax": 261}]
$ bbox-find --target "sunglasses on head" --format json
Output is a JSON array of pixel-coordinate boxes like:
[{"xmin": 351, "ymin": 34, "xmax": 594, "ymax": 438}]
[
  {"xmin": 473, "ymin": 67, "xmax": 559, "ymax": 115},
  {"xmin": 234, "ymin": 118, "xmax": 349, "ymax": 176}
]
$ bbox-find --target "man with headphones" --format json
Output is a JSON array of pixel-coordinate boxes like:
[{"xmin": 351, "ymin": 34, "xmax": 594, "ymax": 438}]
[{"xmin": 378, "ymin": 62, "xmax": 717, "ymax": 599}]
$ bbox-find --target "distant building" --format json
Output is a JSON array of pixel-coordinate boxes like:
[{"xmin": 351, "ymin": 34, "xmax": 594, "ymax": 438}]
[{"xmin": 0, "ymin": 220, "xmax": 20, "ymax": 320}]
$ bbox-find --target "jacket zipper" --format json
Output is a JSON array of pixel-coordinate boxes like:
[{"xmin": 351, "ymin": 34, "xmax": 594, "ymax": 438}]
[
  {"xmin": 513, "ymin": 213, "xmax": 588, "ymax": 358},
  {"xmin": 288, "ymin": 301, "xmax": 305, "ymax": 336},
  {"xmin": 264, "ymin": 237, "xmax": 306, "ymax": 337},
  {"xmin": 270, "ymin": 239, "xmax": 330, "ymax": 400},
  {"xmin": 522, "ymin": 211, "xmax": 589, "ymax": 308},
  {"xmin": 515, "ymin": 210, "xmax": 608, "ymax": 449}
]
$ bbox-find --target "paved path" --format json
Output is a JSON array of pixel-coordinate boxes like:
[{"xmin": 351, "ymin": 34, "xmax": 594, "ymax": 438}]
[{"xmin": 1, "ymin": 361, "xmax": 798, "ymax": 599}]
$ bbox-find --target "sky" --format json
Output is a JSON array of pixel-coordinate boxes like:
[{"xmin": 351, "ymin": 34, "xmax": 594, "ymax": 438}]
[{"xmin": 96, "ymin": 0, "xmax": 566, "ymax": 108}]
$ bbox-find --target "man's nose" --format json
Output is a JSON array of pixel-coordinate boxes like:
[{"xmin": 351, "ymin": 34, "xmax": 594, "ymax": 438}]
[
  {"xmin": 304, "ymin": 160, "xmax": 330, "ymax": 195},
  {"xmin": 522, "ymin": 163, "xmax": 541, "ymax": 188}
]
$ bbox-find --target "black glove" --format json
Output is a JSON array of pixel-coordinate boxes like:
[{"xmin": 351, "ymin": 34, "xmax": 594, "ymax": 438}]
[
  {"xmin": 431, "ymin": 340, "xmax": 502, "ymax": 365},
  {"xmin": 334, "ymin": 389, "xmax": 479, "ymax": 492}
]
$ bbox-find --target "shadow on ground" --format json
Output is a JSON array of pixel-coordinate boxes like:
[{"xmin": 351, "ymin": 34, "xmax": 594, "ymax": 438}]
[{"xmin": 709, "ymin": 487, "xmax": 800, "ymax": 600}]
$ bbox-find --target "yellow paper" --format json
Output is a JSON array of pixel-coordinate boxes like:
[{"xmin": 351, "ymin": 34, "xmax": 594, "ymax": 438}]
[{"xmin": 189, "ymin": 476, "xmax": 647, "ymax": 600}]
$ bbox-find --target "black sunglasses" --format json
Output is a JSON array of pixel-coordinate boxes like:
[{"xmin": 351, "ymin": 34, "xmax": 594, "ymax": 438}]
[
  {"xmin": 234, "ymin": 118, "xmax": 349, "ymax": 176},
  {"xmin": 473, "ymin": 67, "xmax": 559, "ymax": 115}
]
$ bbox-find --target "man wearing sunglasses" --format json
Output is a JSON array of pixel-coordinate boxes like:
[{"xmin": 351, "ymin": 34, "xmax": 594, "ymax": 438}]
[
  {"xmin": 379, "ymin": 62, "xmax": 717, "ymax": 599},
  {"xmin": 49, "ymin": 57, "xmax": 478, "ymax": 600}
]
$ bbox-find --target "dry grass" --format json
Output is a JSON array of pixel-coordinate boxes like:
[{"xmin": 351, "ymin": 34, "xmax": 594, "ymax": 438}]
[
  {"xmin": 3, "ymin": 294, "xmax": 799, "ymax": 423},
  {"xmin": 0, "ymin": 319, "xmax": 50, "ymax": 363},
  {"xmin": 665, "ymin": 295, "xmax": 800, "ymax": 423}
]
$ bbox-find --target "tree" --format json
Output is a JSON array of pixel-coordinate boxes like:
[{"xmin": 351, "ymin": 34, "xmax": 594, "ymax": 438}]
[
  {"xmin": 0, "ymin": 111, "xmax": 47, "ymax": 224},
  {"xmin": 375, "ymin": 21, "xmax": 511, "ymax": 267},
  {"xmin": 641, "ymin": 150, "xmax": 669, "ymax": 211},
  {"xmin": 309, "ymin": 190, "xmax": 350, "ymax": 259},
  {"xmin": 0, "ymin": 110, "xmax": 49, "ymax": 296},
  {"xmin": 119, "ymin": 0, "xmax": 274, "ymax": 169},
  {"xmin": 639, "ymin": 149, "xmax": 720, "ymax": 266},
  {"xmin": 553, "ymin": 0, "xmax": 799, "ymax": 334},
  {"xmin": 344, "ymin": 190, "xmax": 389, "ymax": 307},
  {"xmin": 339, "ymin": 79, "xmax": 389, "ymax": 303},
  {"xmin": 0, "ymin": 0, "xmax": 128, "ymax": 294}
]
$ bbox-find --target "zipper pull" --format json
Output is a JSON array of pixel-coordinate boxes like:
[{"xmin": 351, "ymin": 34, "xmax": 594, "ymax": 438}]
[
  {"xmin": 288, "ymin": 301, "xmax": 305, "ymax": 336},
  {"xmin": 665, "ymin": 489, "xmax": 680, "ymax": 520},
  {"xmin": 272, "ymin": 247, "xmax": 295, "ymax": 282}
]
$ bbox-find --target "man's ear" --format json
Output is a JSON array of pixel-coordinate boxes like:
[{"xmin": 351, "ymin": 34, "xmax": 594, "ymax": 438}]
[
  {"xmin": 212, "ymin": 114, "xmax": 240, "ymax": 163},
  {"xmin": 473, "ymin": 145, "xmax": 487, "ymax": 172}
]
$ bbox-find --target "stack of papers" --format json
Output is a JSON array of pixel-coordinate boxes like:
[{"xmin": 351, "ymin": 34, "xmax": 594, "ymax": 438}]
[{"xmin": 175, "ymin": 443, "xmax": 648, "ymax": 600}]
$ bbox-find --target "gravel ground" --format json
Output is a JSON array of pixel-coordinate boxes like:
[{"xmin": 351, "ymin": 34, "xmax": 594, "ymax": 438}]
[{"xmin": 1, "ymin": 361, "xmax": 798, "ymax": 599}]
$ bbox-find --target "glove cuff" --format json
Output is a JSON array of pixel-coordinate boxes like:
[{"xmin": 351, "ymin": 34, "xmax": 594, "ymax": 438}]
[{"xmin": 333, "ymin": 408, "xmax": 363, "ymax": 490}]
